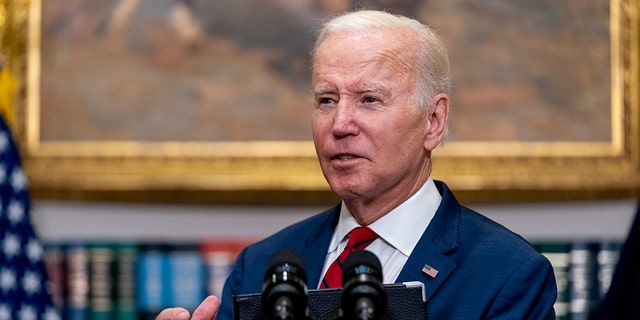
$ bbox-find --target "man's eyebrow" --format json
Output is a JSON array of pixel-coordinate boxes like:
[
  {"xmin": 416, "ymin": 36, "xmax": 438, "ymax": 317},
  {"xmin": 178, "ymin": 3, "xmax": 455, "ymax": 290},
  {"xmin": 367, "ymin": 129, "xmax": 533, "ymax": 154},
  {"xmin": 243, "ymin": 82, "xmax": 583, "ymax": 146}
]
[
  {"xmin": 313, "ymin": 87, "xmax": 333, "ymax": 95},
  {"xmin": 358, "ymin": 86, "xmax": 381, "ymax": 93},
  {"xmin": 313, "ymin": 86, "xmax": 386, "ymax": 95}
]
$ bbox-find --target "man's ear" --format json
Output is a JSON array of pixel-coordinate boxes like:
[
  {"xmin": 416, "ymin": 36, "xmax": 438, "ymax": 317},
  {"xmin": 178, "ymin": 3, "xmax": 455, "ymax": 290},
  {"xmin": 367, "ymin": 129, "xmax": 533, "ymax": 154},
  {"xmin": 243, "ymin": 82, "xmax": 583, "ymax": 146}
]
[{"xmin": 423, "ymin": 93, "xmax": 449, "ymax": 151}]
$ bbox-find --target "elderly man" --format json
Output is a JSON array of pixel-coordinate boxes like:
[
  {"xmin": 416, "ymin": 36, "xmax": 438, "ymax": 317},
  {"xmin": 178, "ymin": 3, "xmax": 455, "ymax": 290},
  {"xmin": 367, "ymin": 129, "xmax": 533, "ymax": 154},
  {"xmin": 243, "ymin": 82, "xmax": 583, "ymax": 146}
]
[{"xmin": 158, "ymin": 10, "xmax": 557, "ymax": 320}]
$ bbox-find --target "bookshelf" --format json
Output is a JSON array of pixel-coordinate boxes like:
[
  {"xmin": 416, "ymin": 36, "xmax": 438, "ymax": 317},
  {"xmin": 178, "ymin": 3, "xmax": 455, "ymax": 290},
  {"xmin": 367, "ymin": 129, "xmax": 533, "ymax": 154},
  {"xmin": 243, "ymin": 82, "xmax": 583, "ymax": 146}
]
[{"xmin": 31, "ymin": 199, "xmax": 637, "ymax": 320}]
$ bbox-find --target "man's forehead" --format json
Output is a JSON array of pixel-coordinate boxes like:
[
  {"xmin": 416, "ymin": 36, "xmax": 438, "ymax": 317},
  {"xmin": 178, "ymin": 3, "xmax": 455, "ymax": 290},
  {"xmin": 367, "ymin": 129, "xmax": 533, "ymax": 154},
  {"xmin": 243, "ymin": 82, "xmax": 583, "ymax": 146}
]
[{"xmin": 313, "ymin": 29, "xmax": 416, "ymax": 73}]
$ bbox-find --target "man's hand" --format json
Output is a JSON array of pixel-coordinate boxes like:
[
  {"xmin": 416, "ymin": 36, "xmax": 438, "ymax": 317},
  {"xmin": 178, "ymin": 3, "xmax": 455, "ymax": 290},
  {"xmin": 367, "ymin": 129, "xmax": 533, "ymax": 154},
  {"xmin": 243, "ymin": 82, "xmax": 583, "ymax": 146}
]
[{"xmin": 156, "ymin": 295, "xmax": 220, "ymax": 320}]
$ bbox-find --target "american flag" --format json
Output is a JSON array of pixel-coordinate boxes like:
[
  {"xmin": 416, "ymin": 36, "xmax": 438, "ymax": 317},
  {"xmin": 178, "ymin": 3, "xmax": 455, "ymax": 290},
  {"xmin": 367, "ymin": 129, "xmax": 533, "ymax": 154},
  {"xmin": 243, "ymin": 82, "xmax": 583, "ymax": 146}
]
[
  {"xmin": 0, "ymin": 116, "xmax": 60, "ymax": 320},
  {"xmin": 422, "ymin": 264, "xmax": 439, "ymax": 278}
]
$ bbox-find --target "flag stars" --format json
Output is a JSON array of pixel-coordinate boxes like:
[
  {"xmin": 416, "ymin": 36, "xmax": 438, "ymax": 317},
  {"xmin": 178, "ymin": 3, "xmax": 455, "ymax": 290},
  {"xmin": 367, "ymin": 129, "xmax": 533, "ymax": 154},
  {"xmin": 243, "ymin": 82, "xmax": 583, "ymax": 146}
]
[
  {"xmin": 2, "ymin": 234, "xmax": 20, "ymax": 258},
  {"xmin": 7, "ymin": 200, "xmax": 24, "ymax": 224},
  {"xmin": 0, "ymin": 303, "xmax": 11, "ymax": 320},
  {"xmin": 11, "ymin": 168, "xmax": 27, "ymax": 191},
  {"xmin": 0, "ymin": 268, "xmax": 16, "ymax": 292},
  {"xmin": 18, "ymin": 304, "xmax": 36, "ymax": 320},
  {"xmin": 0, "ymin": 118, "xmax": 58, "ymax": 320},
  {"xmin": 26, "ymin": 240, "xmax": 43, "ymax": 262},
  {"xmin": 43, "ymin": 307, "xmax": 61, "ymax": 320},
  {"xmin": 22, "ymin": 271, "xmax": 41, "ymax": 295}
]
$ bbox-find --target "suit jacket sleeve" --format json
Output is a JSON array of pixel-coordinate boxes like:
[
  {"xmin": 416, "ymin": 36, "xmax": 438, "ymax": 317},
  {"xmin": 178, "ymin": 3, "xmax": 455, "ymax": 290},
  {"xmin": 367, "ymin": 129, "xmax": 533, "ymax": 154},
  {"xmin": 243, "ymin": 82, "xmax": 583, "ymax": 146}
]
[{"xmin": 485, "ymin": 252, "xmax": 557, "ymax": 319}]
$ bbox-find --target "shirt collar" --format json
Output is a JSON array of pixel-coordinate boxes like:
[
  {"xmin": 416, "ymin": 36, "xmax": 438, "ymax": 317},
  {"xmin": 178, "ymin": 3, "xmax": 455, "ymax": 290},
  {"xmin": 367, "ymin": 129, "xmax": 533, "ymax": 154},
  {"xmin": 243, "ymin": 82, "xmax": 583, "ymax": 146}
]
[{"xmin": 329, "ymin": 177, "xmax": 442, "ymax": 256}]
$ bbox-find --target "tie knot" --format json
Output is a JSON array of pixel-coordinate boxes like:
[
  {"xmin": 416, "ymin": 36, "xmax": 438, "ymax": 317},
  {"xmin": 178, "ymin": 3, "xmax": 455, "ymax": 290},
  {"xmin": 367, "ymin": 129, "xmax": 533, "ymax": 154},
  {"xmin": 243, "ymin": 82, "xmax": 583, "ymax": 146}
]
[
  {"xmin": 346, "ymin": 227, "xmax": 378, "ymax": 250},
  {"xmin": 319, "ymin": 227, "xmax": 379, "ymax": 289}
]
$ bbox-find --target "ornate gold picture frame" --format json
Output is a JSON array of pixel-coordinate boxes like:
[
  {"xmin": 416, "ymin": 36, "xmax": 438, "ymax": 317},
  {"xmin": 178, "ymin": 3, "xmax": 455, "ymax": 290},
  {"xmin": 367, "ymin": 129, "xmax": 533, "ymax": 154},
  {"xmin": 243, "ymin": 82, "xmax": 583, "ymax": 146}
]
[{"xmin": 1, "ymin": 0, "xmax": 638, "ymax": 204}]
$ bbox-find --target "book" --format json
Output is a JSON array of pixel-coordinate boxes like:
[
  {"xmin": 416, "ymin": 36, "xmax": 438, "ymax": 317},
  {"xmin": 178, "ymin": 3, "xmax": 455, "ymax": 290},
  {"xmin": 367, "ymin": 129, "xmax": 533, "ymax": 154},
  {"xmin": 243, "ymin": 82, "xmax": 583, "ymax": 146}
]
[
  {"xmin": 65, "ymin": 242, "xmax": 90, "ymax": 320},
  {"xmin": 168, "ymin": 244, "xmax": 206, "ymax": 312},
  {"xmin": 568, "ymin": 241, "xmax": 599, "ymax": 320},
  {"xmin": 88, "ymin": 242, "xmax": 117, "ymax": 320},
  {"xmin": 137, "ymin": 244, "xmax": 171, "ymax": 320},
  {"xmin": 537, "ymin": 242, "xmax": 571, "ymax": 320},
  {"xmin": 596, "ymin": 241, "xmax": 621, "ymax": 299},
  {"xmin": 114, "ymin": 242, "xmax": 139, "ymax": 320},
  {"xmin": 201, "ymin": 240, "xmax": 248, "ymax": 298},
  {"xmin": 43, "ymin": 242, "xmax": 66, "ymax": 314},
  {"xmin": 40, "ymin": 238, "xmax": 627, "ymax": 320}
]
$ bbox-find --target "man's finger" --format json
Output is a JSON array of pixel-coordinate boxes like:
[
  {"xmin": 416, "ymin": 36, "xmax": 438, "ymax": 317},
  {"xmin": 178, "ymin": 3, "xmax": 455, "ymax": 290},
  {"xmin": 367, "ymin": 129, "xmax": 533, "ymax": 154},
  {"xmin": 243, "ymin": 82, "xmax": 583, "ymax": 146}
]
[
  {"xmin": 155, "ymin": 307, "xmax": 191, "ymax": 320},
  {"xmin": 191, "ymin": 295, "xmax": 221, "ymax": 320}
]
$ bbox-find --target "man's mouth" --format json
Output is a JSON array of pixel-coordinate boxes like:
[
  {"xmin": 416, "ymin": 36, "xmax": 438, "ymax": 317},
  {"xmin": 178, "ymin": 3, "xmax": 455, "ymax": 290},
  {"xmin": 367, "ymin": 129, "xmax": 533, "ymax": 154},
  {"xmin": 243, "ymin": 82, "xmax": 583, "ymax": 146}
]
[
  {"xmin": 334, "ymin": 154, "xmax": 356, "ymax": 160},
  {"xmin": 331, "ymin": 153, "xmax": 364, "ymax": 162}
]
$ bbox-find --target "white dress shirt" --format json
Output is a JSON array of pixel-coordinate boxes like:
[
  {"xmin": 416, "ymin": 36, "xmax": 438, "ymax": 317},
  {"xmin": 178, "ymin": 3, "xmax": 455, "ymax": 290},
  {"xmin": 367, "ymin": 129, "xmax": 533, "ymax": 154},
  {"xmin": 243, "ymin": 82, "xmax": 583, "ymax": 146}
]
[{"xmin": 318, "ymin": 177, "xmax": 442, "ymax": 287}]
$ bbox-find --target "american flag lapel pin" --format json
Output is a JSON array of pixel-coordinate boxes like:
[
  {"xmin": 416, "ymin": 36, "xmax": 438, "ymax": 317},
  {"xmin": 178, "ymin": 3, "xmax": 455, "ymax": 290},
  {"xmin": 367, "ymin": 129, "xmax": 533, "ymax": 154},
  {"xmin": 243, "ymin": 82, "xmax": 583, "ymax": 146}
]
[{"xmin": 422, "ymin": 264, "xmax": 439, "ymax": 278}]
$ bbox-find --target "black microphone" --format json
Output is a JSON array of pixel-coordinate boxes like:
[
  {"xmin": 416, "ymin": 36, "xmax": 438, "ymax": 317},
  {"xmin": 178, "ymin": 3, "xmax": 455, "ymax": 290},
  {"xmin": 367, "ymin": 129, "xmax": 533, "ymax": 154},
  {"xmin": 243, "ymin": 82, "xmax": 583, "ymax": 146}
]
[
  {"xmin": 341, "ymin": 250, "xmax": 387, "ymax": 320},
  {"xmin": 262, "ymin": 248, "xmax": 309, "ymax": 320}
]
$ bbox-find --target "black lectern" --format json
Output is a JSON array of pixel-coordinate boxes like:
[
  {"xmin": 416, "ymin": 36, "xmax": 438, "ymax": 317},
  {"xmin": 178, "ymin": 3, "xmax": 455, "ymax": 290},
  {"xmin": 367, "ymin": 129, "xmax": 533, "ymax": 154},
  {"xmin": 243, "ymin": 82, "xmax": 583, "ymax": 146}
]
[{"xmin": 233, "ymin": 282, "xmax": 426, "ymax": 320}]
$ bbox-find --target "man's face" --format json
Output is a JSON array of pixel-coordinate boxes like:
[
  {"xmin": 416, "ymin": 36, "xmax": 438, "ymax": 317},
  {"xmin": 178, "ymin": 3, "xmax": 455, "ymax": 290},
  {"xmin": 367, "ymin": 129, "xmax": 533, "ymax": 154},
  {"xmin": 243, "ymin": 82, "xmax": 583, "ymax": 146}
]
[{"xmin": 311, "ymin": 29, "xmax": 433, "ymax": 203}]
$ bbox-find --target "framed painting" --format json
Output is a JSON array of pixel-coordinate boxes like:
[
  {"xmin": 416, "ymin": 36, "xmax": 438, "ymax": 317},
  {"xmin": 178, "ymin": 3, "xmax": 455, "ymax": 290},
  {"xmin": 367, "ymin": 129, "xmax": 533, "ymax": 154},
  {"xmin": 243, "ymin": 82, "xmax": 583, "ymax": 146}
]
[{"xmin": 0, "ymin": 0, "xmax": 638, "ymax": 204}]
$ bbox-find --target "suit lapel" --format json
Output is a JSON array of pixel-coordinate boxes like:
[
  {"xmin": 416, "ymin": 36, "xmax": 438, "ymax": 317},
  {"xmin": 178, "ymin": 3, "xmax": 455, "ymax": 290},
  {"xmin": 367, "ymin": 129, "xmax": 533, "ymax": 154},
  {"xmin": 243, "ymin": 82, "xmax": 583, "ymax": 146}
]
[
  {"xmin": 396, "ymin": 181, "xmax": 460, "ymax": 301},
  {"xmin": 302, "ymin": 182, "xmax": 461, "ymax": 297}
]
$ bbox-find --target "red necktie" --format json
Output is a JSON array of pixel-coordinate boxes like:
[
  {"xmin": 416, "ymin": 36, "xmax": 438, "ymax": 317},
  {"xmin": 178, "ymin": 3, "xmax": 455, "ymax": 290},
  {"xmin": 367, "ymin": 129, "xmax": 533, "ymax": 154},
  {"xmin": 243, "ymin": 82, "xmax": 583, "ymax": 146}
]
[{"xmin": 320, "ymin": 227, "xmax": 379, "ymax": 288}]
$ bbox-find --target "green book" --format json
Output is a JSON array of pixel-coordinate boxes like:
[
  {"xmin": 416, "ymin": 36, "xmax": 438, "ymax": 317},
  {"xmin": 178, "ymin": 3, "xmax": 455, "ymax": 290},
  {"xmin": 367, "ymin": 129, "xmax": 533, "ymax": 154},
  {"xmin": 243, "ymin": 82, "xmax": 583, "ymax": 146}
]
[
  {"xmin": 89, "ymin": 242, "xmax": 117, "ymax": 320},
  {"xmin": 537, "ymin": 242, "xmax": 571, "ymax": 320},
  {"xmin": 115, "ymin": 242, "xmax": 139, "ymax": 320}
]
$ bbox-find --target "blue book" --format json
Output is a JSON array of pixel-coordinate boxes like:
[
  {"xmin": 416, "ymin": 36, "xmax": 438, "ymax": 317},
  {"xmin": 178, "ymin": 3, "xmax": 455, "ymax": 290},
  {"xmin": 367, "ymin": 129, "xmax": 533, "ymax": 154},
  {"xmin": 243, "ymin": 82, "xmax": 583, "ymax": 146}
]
[
  {"xmin": 168, "ymin": 244, "xmax": 207, "ymax": 313},
  {"xmin": 137, "ymin": 244, "xmax": 171, "ymax": 320}
]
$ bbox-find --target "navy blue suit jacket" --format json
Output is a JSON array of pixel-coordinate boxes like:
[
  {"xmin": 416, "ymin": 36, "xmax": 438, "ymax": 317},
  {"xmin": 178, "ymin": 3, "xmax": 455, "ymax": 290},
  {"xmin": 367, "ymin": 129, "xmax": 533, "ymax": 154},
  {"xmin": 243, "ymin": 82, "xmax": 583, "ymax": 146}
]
[{"xmin": 218, "ymin": 181, "xmax": 557, "ymax": 319}]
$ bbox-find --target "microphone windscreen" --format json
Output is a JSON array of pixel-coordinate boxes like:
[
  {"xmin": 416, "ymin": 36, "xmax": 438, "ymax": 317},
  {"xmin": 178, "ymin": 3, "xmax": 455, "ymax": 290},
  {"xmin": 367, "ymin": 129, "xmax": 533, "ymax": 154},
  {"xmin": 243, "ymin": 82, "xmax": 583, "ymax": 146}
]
[
  {"xmin": 266, "ymin": 248, "xmax": 307, "ymax": 282},
  {"xmin": 342, "ymin": 250, "xmax": 382, "ymax": 283}
]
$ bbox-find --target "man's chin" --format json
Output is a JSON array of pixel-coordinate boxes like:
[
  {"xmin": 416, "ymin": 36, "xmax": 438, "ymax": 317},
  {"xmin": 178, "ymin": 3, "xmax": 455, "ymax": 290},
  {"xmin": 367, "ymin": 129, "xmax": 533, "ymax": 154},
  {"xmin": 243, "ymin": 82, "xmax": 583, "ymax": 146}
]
[{"xmin": 328, "ymin": 182, "xmax": 364, "ymax": 201}]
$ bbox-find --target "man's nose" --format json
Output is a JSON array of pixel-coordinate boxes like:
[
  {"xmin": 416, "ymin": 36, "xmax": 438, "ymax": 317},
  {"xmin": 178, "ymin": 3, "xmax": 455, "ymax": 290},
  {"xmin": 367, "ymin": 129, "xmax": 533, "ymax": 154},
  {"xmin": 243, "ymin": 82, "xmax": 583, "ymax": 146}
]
[{"xmin": 331, "ymin": 101, "xmax": 359, "ymax": 137}]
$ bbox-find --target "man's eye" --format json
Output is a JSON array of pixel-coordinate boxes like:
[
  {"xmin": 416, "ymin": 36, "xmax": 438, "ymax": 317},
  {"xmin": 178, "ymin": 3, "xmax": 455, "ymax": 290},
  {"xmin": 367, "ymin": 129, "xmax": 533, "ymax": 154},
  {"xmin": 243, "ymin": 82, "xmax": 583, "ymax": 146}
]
[
  {"xmin": 318, "ymin": 97, "xmax": 334, "ymax": 104},
  {"xmin": 363, "ymin": 96, "xmax": 378, "ymax": 103}
]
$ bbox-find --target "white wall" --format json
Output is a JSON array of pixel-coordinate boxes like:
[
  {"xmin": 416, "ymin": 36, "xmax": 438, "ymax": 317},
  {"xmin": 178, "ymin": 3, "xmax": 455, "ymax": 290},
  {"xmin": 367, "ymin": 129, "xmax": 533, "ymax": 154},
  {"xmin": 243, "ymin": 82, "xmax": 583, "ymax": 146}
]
[{"xmin": 31, "ymin": 199, "xmax": 638, "ymax": 244}]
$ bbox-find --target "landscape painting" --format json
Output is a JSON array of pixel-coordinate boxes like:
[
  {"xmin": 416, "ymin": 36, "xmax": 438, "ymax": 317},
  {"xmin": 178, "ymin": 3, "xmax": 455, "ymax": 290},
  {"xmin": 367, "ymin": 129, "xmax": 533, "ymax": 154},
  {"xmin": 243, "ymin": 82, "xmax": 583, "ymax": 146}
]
[
  {"xmin": 40, "ymin": 0, "xmax": 610, "ymax": 143},
  {"xmin": 7, "ymin": 0, "xmax": 634, "ymax": 203}
]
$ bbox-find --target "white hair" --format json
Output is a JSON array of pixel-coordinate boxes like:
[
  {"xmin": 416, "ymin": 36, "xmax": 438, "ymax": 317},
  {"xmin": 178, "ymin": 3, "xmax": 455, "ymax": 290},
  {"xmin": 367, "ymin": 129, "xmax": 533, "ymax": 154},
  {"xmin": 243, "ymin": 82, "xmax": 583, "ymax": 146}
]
[{"xmin": 312, "ymin": 10, "xmax": 451, "ymax": 108}]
